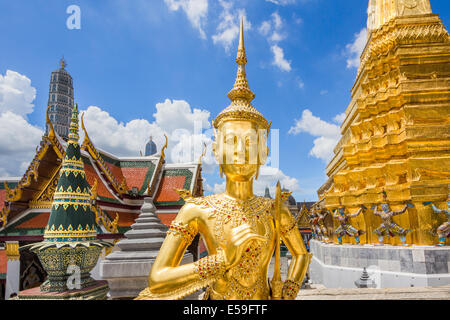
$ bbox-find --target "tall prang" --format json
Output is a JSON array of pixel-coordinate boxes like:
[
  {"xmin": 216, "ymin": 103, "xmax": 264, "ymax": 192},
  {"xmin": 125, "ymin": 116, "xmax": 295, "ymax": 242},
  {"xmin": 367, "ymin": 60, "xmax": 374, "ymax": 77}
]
[
  {"xmin": 46, "ymin": 57, "xmax": 75, "ymax": 140},
  {"xmin": 318, "ymin": 0, "xmax": 450, "ymax": 246}
]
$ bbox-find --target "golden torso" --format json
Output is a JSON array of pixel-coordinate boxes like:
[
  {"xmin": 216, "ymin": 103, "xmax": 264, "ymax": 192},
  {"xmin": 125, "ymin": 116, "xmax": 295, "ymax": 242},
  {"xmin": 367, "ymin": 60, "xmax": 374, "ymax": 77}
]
[{"xmin": 194, "ymin": 194, "xmax": 276, "ymax": 300}]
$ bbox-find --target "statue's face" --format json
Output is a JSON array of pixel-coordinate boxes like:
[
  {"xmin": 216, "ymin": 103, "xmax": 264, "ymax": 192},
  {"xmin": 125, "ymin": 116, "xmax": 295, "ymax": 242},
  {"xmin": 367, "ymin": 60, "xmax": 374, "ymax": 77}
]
[
  {"xmin": 338, "ymin": 208, "xmax": 345, "ymax": 215},
  {"xmin": 213, "ymin": 120, "xmax": 268, "ymax": 181},
  {"xmin": 381, "ymin": 203, "xmax": 389, "ymax": 212},
  {"xmin": 447, "ymin": 200, "xmax": 450, "ymax": 208}
]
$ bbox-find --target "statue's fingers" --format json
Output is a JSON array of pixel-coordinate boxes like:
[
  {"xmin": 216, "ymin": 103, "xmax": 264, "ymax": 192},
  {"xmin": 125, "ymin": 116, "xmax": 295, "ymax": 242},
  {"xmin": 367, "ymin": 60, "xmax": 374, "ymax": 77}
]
[
  {"xmin": 232, "ymin": 224, "xmax": 251, "ymax": 233},
  {"xmin": 236, "ymin": 233, "xmax": 267, "ymax": 247},
  {"xmin": 230, "ymin": 224, "xmax": 252, "ymax": 239}
]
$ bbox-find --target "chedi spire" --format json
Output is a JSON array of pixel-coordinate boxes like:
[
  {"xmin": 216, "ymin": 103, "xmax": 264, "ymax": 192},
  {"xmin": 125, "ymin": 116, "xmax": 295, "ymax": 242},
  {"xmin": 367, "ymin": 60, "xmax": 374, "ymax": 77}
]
[
  {"xmin": 24, "ymin": 104, "xmax": 111, "ymax": 294},
  {"xmin": 44, "ymin": 104, "xmax": 97, "ymax": 242}
]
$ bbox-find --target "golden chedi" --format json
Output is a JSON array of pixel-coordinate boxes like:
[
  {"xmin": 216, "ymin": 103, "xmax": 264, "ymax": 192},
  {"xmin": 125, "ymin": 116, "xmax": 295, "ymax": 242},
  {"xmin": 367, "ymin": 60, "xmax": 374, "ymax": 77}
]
[
  {"xmin": 136, "ymin": 18, "xmax": 311, "ymax": 300},
  {"xmin": 320, "ymin": 0, "xmax": 450, "ymax": 246}
]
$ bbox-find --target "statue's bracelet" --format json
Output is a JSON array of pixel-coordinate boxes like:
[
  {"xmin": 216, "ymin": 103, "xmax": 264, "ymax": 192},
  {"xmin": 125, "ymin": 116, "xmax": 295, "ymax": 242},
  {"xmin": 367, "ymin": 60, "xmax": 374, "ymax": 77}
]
[
  {"xmin": 282, "ymin": 279, "xmax": 302, "ymax": 299},
  {"xmin": 194, "ymin": 249, "xmax": 227, "ymax": 280}
]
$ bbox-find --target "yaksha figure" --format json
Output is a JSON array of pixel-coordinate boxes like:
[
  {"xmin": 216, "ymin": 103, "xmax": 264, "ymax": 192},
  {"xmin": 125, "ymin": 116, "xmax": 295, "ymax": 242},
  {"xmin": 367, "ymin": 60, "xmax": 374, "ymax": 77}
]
[
  {"xmin": 308, "ymin": 209, "xmax": 329, "ymax": 242},
  {"xmin": 136, "ymin": 18, "xmax": 311, "ymax": 301},
  {"xmin": 373, "ymin": 192, "xmax": 413, "ymax": 246},
  {"xmin": 424, "ymin": 200, "xmax": 449, "ymax": 246},
  {"xmin": 332, "ymin": 205, "xmax": 366, "ymax": 245}
]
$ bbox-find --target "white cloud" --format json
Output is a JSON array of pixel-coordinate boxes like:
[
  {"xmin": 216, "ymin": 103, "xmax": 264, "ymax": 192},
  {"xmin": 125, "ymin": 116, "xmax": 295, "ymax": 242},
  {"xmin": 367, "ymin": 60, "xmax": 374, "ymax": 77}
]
[
  {"xmin": 259, "ymin": 12, "xmax": 291, "ymax": 72},
  {"xmin": 0, "ymin": 70, "xmax": 42, "ymax": 177},
  {"xmin": 0, "ymin": 112, "xmax": 44, "ymax": 177},
  {"xmin": 258, "ymin": 21, "xmax": 271, "ymax": 36},
  {"xmin": 0, "ymin": 74, "xmax": 217, "ymax": 178},
  {"xmin": 0, "ymin": 70, "xmax": 36, "ymax": 117},
  {"xmin": 211, "ymin": 1, "xmax": 251, "ymax": 52},
  {"xmin": 154, "ymin": 98, "xmax": 210, "ymax": 133},
  {"xmin": 80, "ymin": 99, "xmax": 217, "ymax": 174},
  {"xmin": 333, "ymin": 112, "xmax": 346, "ymax": 124},
  {"xmin": 164, "ymin": 0, "xmax": 208, "ymax": 39},
  {"xmin": 80, "ymin": 106, "xmax": 161, "ymax": 157},
  {"xmin": 257, "ymin": 166, "xmax": 300, "ymax": 195},
  {"xmin": 289, "ymin": 109, "xmax": 342, "ymax": 162},
  {"xmin": 271, "ymin": 45, "xmax": 291, "ymax": 72},
  {"xmin": 265, "ymin": 0, "xmax": 297, "ymax": 5},
  {"xmin": 345, "ymin": 28, "xmax": 367, "ymax": 69}
]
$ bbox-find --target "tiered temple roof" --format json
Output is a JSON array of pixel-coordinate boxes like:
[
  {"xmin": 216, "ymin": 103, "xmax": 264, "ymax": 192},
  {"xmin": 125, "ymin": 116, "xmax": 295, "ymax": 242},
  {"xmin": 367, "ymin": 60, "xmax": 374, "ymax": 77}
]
[{"xmin": 0, "ymin": 107, "xmax": 203, "ymax": 241}]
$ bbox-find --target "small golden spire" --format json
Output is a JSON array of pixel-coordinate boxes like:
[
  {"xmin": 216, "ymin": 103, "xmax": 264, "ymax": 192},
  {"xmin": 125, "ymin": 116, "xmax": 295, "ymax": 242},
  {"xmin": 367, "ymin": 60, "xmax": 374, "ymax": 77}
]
[
  {"xmin": 68, "ymin": 104, "xmax": 79, "ymax": 143},
  {"xmin": 213, "ymin": 17, "xmax": 269, "ymax": 129},
  {"xmin": 60, "ymin": 56, "xmax": 67, "ymax": 69},
  {"xmin": 227, "ymin": 16, "xmax": 255, "ymax": 104}
]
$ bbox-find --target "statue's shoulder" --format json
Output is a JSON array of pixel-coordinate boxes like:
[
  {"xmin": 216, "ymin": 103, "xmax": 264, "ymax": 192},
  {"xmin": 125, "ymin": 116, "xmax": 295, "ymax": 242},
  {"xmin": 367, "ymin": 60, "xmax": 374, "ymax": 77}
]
[{"xmin": 174, "ymin": 189, "xmax": 210, "ymax": 207}]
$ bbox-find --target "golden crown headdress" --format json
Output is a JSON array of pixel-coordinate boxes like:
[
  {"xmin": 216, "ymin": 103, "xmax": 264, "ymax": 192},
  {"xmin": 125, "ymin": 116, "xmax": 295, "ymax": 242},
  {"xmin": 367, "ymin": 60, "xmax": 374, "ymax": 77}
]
[{"xmin": 213, "ymin": 17, "xmax": 270, "ymax": 130}]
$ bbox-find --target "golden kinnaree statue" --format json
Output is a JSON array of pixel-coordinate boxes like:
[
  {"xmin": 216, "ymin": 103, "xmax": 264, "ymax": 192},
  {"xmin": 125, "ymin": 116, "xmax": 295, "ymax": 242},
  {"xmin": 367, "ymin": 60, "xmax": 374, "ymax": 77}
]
[{"xmin": 136, "ymin": 18, "xmax": 311, "ymax": 301}]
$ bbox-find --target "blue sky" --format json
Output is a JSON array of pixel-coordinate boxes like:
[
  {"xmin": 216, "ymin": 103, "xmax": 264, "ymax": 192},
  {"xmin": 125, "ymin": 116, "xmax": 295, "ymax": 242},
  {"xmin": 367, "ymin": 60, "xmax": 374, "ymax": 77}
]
[{"xmin": 0, "ymin": 0, "xmax": 449, "ymax": 201}]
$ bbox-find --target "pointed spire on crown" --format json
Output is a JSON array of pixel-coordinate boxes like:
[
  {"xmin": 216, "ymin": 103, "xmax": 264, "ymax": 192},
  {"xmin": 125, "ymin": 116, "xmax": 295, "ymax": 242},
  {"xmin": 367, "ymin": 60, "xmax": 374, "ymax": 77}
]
[
  {"xmin": 214, "ymin": 17, "xmax": 269, "ymax": 129},
  {"xmin": 227, "ymin": 16, "xmax": 255, "ymax": 104}
]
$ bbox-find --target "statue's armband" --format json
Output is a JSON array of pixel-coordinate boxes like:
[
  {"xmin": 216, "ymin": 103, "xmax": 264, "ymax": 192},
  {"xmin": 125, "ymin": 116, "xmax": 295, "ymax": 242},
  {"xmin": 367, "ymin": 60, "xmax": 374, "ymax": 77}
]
[
  {"xmin": 167, "ymin": 221, "xmax": 197, "ymax": 246},
  {"xmin": 280, "ymin": 212, "xmax": 298, "ymax": 237}
]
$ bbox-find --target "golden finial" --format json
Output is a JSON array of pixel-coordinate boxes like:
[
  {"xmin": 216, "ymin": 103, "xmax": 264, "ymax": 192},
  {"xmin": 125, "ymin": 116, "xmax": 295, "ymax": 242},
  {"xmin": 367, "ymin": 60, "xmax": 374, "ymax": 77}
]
[
  {"xmin": 214, "ymin": 17, "xmax": 269, "ymax": 129},
  {"xmin": 60, "ymin": 56, "xmax": 67, "ymax": 69},
  {"xmin": 161, "ymin": 134, "xmax": 168, "ymax": 161},
  {"xmin": 45, "ymin": 105, "xmax": 56, "ymax": 139},
  {"xmin": 90, "ymin": 178, "xmax": 98, "ymax": 201},
  {"xmin": 198, "ymin": 142, "xmax": 207, "ymax": 165},
  {"xmin": 80, "ymin": 112, "xmax": 92, "ymax": 149},
  {"xmin": 227, "ymin": 16, "xmax": 255, "ymax": 104}
]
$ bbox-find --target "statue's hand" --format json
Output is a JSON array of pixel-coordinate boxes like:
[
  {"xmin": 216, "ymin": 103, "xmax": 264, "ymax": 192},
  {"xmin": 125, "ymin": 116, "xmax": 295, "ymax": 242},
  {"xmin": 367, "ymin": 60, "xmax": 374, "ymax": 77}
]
[{"xmin": 221, "ymin": 224, "xmax": 267, "ymax": 270}]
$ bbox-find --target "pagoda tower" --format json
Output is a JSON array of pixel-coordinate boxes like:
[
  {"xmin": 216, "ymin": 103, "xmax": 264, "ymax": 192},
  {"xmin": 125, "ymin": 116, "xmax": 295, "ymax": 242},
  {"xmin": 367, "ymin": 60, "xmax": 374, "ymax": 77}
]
[
  {"xmin": 46, "ymin": 57, "xmax": 75, "ymax": 140},
  {"xmin": 18, "ymin": 105, "xmax": 111, "ymax": 299},
  {"xmin": 320, "ymin": 0, "xmax": 450, "ymax": 246}
]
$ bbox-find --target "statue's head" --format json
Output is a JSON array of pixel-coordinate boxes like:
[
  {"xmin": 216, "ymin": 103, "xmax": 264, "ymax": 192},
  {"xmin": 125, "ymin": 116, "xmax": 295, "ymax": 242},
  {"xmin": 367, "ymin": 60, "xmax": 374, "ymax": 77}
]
[
  {"xmin": 212, "ymin": 17, "xmax": 270, "ymax": 182},
  {"xmin": 338, "ymin": 208, "xmax": 345, "ymax": 215},
  {"xmin": 381, "ymin": 203, "xmax": 390, "ymax": 212},
  {"xmin": 447, "ymin": 200, "xmax": 450, "ymax": 208}
]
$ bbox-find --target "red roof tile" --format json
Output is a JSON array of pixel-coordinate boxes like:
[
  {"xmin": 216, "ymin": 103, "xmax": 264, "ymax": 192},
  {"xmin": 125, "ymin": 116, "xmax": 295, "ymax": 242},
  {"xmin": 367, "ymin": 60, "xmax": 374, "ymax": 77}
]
[
  {"xmin": 104, "ymin": 162, "xmax": 125, "ymax": 185},
  {"xmin": 157, "ymin": 213, "xmax": 177, "ymax": 227},
  {"xmin": 121, "ymin": 167, "xmax": 149, "ymax": 190},
  {"xmin": 84, "ymin": 163, "xmax": 116, "ymax": 200},
  {"xmin": 116, "ymin": 211, "xmax": 139, "ymax": 227},
  {"xmin": 15, "ymin": 212, "xmax": 50, "ymax": 229},
  {"xmin": 154, "ymin": 176, "xmax": 186, "ymax": 202},
  {"xmin": 0, "ymin": 250, "xmax": 6, "ymax": 274},
  {"xmin": 0, "ymin": 189, "xmax": 5, "ymax": 211}
]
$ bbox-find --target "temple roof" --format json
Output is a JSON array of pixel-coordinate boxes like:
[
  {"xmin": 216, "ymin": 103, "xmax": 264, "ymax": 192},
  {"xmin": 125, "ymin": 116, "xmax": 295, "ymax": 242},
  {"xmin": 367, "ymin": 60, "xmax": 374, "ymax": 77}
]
[{"xmin": 0, "ymin": 108, "xmax": 203, "ymax": 237}]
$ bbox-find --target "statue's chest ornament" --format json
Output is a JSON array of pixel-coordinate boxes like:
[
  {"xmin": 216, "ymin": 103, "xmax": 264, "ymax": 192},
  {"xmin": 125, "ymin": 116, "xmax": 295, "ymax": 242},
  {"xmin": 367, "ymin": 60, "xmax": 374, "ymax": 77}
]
[
  {"xmin": 204, "ymin": 194, "xmax": 274, "ymax": 244},
  {"xmin": 198, "ymin": 194, "xmax": 274, "ymax": 299}
]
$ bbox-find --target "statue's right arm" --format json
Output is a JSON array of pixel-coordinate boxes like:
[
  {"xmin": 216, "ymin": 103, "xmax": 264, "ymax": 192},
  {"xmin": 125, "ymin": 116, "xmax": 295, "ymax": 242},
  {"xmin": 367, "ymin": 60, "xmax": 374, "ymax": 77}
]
[{"xmin": 147, "ymin": 203, "xmax": 224, "ymax": 294}]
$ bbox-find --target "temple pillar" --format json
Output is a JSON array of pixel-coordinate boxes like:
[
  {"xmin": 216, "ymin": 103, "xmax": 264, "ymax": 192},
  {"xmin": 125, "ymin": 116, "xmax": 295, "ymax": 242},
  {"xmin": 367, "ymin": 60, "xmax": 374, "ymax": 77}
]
[{"xmin": 5, "ymin": 241, "xmax": 20, "ymax": 299}]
